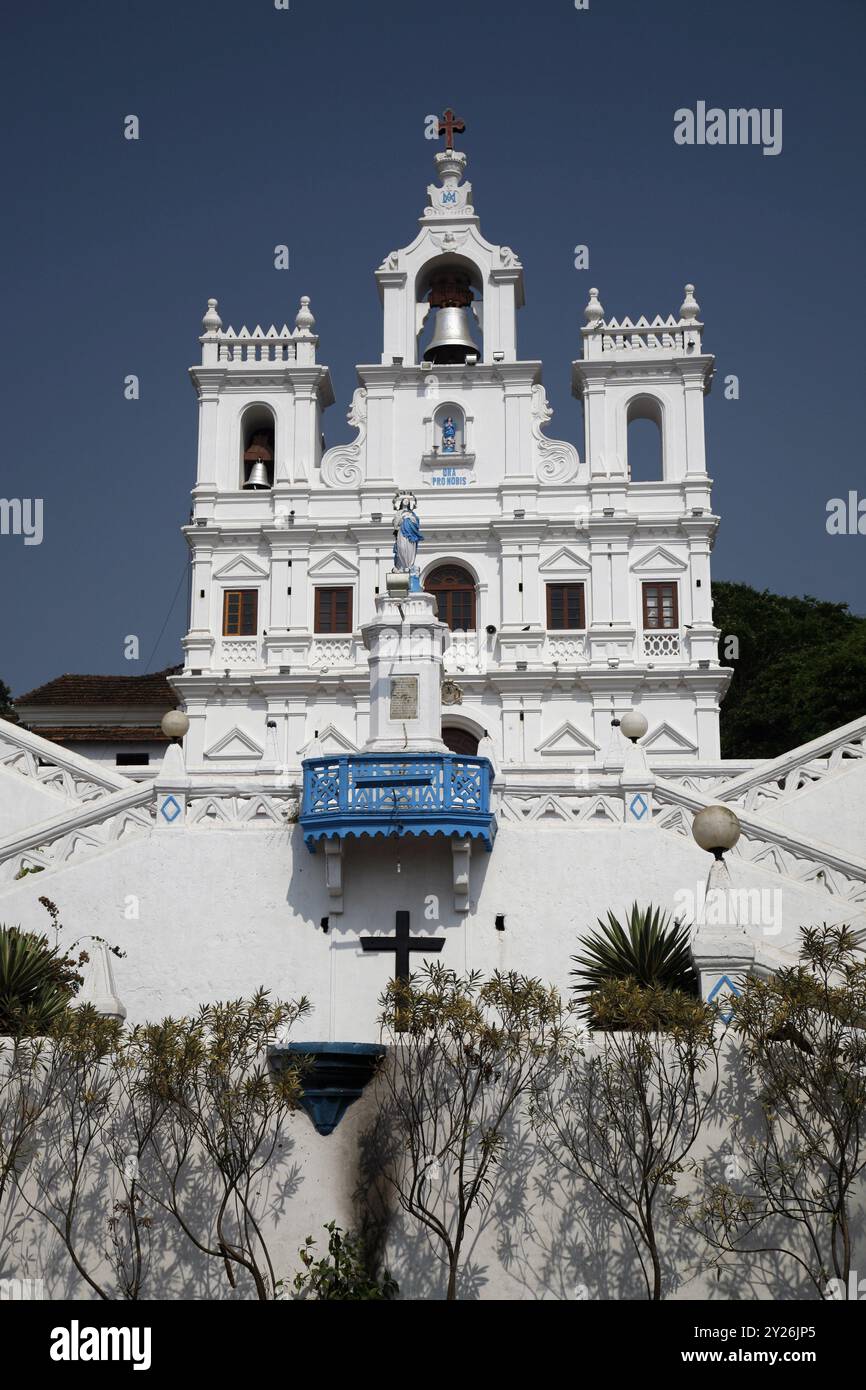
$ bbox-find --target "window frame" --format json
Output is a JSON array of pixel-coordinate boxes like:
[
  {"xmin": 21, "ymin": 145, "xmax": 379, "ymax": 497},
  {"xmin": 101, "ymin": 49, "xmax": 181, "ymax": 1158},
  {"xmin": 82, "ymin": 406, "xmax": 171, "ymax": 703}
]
[
  {"xmin": 314, "ymin": 586, "xmax": 354, "ymax": 635},
  {"xmin": 424, "ymin": 564, "xmax": 477, "ymax": 632},
  {"xmin": 115, "ymin": 752, "xmax": 150, "ymax": 767},
  {"xmin": 222, "ymin": 588, "xmax": 259, "ymax": 637},
  {"xmin": 641, "ymin": 581, "xmax": 679, "ymax": 631},
  {"xmin": 545, "ymin": 582, "xmax": 587, "ymax": 632}
]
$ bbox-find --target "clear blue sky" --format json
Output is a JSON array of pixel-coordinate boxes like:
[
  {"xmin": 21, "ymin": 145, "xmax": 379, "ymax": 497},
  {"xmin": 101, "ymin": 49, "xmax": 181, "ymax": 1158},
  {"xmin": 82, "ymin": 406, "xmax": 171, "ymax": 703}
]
[{"xmin": 2, "ymin": 0, "xmax": 863, "ymax": 695}]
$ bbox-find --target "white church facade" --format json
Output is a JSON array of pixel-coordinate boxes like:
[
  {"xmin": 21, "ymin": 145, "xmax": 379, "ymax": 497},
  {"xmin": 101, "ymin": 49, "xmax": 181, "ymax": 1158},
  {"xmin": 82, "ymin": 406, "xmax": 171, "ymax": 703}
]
[
  {"xmin": 1, "ymin": 130, "xmax": 865, "ymax": 1299},
  {"xmin": 176, "ymin": 138, "xmax": 727, "ymax": 782}
]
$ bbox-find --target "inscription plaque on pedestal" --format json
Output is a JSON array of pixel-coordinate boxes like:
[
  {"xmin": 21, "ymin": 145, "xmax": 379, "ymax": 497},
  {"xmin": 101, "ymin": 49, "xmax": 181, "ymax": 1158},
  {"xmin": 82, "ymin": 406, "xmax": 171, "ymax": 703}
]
[{"xmin": 390, "ymin": 676, "xmax": 419, "ymax": 720}]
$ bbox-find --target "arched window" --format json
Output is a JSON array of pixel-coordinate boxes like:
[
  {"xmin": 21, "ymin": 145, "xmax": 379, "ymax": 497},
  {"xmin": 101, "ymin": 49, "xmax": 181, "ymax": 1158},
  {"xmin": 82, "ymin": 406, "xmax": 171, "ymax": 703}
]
[
  {"xmin": 425, "ymin": 564, "xmax": 476, "ymax": 631},
  {"xmin": 240, "ymin": 405, "xmax": 275, "ymax": 489},
  {"xmin": 442, "ymin": 725, "xmax": 479, "ymax": 756},
  {"xmin": 626, "ymin": 396, "xmax": 663, "ymax": 482}
]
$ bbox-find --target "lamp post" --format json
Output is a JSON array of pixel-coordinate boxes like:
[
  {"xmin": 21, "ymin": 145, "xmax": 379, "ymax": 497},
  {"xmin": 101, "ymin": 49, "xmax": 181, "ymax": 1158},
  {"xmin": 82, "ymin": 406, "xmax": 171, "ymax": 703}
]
[
  {"xmin": 618, "ymin": 709, "xmax": 654, "ymax": 824},
  {"xmin": 160, "ymin": 710, "xmax": 190, "ymax": 744},
  {"xmin": 692, "ymin": 804, "xmax": 741, "ymax": 860},
  {"xmin": 155, "ymin": 710, "xmax": 190, "ymax": 828},
  {"xmin": 619, "ymin": 709, "xmax": 648, "ymax": 744},
  {"xmin": 690, "ymin": 804, "xmax": 753, "ymax": 1014}
]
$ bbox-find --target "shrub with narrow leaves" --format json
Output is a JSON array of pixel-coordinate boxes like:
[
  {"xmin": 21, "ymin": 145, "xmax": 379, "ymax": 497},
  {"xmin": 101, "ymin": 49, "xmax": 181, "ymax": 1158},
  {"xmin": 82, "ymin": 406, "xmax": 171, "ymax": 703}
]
[
  {"xmin": 0, "ymin": 925, "xmax": 82, "ymax": 1036},
  {"xmin": 570, "ymin": 904, "xmax": 697, "ymax": 1026}
]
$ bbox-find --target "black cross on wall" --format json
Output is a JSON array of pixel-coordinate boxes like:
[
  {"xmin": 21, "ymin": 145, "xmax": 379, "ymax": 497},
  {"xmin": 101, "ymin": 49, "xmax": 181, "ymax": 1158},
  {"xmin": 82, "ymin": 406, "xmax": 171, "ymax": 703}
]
[{"xmin": 360, "ymin": 910, "xmax": 445, "ymax": 985}]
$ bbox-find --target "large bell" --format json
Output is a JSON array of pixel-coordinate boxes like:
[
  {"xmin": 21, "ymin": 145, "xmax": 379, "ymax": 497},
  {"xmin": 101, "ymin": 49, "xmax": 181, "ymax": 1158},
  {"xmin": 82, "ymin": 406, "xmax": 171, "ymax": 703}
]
[
  {"xmin": 244, "ymin": 459, "xmax": 270, "ymax": 489},
  {"xmin": 426, "ymin": 305, "xmax": 478, "ymax": 364}
]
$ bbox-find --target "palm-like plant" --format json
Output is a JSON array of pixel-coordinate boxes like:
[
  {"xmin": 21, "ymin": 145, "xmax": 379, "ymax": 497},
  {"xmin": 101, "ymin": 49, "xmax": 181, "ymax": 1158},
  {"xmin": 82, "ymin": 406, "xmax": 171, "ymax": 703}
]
[
  {"xmin": 570, "ymin": 903, "xmax": 698, "ymax": 1026},
  {"xmin": 0, "ymin": 925, "xmax": 82, "ymax": 1036}
]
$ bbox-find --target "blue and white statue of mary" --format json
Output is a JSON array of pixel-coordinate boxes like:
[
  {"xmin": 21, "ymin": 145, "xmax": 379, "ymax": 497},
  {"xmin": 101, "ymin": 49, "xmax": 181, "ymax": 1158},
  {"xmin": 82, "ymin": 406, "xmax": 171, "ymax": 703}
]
[{"xmin": 392, "ymin": 491, "xmax": 424, "ymax": 589}]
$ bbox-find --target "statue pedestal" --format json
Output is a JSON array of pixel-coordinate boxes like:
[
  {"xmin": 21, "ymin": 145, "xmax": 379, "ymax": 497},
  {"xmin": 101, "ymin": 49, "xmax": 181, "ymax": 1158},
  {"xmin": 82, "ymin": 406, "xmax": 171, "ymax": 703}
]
[{"xmin": 361, "ymin": 586, "xmax": 449, "ymax": 753}]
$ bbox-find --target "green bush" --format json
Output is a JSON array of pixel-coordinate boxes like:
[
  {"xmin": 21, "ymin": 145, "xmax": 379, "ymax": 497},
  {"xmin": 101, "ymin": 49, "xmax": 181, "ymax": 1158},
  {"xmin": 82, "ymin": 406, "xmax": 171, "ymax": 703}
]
[
  {"xmin": 570, "ymin": 903, "xmax": 698, "ymax": 1027},
  {"xmin": 291, "ymin": 1222, "xmax": 397, "ymax": 1301},
  {"xmin": 0, "ymin": 924, "xmax": 82, "ymax": 1036}
]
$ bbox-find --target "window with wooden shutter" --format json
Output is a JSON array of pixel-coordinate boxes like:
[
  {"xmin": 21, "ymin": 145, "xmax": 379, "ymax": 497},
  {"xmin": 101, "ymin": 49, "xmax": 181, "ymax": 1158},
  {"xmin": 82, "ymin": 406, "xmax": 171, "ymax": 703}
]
[
  {"xmin": 545, "ymin": 583, "xmax": 586, "ymax": 630},
  {"xmin": 642, "ymin": 582, "xmax": 679, "ymax": 630},
  {"xmin": 424, "ymin": 565, "xmax": 476, "ymax": 631},
  {"xmin": 222, "ymin": 589, "xmax": 258, "ymax": 636},
  {"xmin": 314, "ymin": 587, "xmax": 353, "ymax": 634}
]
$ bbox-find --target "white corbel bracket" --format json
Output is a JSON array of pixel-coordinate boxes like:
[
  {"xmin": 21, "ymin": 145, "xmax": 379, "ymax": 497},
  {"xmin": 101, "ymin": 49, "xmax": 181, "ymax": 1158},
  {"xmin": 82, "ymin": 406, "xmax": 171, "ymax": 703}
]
[
  {"xmin": 323, "ymin": 838, "xmax": 344, "ymax": 915},
  {"xmin": 452, "ymin": 837, "xmax": 472, "ymax": 914}
]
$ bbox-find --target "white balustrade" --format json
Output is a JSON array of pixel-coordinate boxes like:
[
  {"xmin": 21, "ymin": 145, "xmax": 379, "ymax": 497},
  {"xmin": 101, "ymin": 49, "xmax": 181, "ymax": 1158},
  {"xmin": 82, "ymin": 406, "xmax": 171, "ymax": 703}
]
[
  {"xmin": 543, "ymin": 634, "xmax": 586, "ymax": 664},
  {"xmin": 443, "ymin": 630, "xmax": 485, "ymax": 674},
  {"xmin": 309, "ymin": 638, "xmax": 357, "ymax": 669},
  {"xmin": 220, "ymin": 639, "xmax": 261, "ymax": 668},
  {"xmin": 643, "ymin": 630, "xmax": 682, "ymax": 659}
]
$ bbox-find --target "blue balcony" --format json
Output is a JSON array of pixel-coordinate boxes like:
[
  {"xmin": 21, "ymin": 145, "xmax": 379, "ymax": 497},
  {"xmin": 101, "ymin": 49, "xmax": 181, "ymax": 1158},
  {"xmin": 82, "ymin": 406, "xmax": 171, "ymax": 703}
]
[{"xmin": 300, "ymin": 752, "xmax": 497, "ymax": 851}]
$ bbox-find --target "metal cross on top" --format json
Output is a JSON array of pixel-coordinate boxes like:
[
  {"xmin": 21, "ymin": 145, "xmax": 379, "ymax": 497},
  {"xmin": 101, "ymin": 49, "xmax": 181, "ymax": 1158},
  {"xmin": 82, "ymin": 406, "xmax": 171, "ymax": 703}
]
[
  {"xmin": 438, "ymin": 108, "xmax": 466, "ymax": 149},
  {"xmin": 361, "ymin": 910, "xmax": 445, "ymax": 985}
]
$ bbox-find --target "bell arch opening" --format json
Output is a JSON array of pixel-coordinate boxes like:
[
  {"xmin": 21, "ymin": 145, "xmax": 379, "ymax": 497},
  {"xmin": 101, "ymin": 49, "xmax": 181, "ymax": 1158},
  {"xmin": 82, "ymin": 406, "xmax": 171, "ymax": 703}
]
[
  {"xmin": 240, "ymin": 404, "xmax": 276, "ymax": 489},
  {"xmin": 416, "ymin": 255, "xmax": 483, "ymax": 365},
  {"xmin": 626, "ymin": 395, "xmax": 664, "ymax": 482}
]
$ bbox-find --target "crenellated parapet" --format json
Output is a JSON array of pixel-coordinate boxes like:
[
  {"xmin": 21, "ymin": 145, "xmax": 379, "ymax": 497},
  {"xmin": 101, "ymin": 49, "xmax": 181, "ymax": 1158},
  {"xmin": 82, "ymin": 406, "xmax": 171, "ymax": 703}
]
[
  {"xmin": 580, "ymin": 284, "xmax": 705, "ymax": 361},
  {"xmin": 199, "ymin": 296, "xmax": 321, "ymax": 367}
]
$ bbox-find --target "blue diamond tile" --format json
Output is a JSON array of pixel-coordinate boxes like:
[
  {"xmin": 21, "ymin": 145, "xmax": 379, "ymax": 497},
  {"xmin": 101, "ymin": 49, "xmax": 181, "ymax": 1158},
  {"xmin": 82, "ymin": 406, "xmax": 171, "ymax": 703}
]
[
  {"xmin": 707, "ymin": 973, "xmax": 741, "ymax": 1023},
  {"xmin": 160, "ymin": 795, "xmax": 182, "ymax": 824},
  {"xmin": 629, "ymin": 793, "xmax": 648, "ymax": 821}
]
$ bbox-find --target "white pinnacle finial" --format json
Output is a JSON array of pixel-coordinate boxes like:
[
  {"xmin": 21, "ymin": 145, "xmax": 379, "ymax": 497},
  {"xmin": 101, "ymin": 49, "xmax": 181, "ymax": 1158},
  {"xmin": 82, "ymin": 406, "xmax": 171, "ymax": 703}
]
[
  {"xmin": 584, "ymin": 287, "xmax": 605, "ymax": 326},
  {"xmin": 295, "ymin": 295, "xmax": 315, "ymax": 333},
  {"xmin": 76, "ymin": 941, "xmax": 126, "ymax": 1021},
  {"xmin": 202, "ymin": 297, "xmax": 222, "ymax": 333},
  {"xmin": 679, "ymin": 284, "xmax": 700, "ymax": 321}
]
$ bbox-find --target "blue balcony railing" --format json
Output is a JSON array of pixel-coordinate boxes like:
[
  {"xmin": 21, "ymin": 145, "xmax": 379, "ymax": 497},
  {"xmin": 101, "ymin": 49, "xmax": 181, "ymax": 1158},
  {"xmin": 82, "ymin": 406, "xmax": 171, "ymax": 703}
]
[{"xmin": 300, "ymin": 752, "xmax": 497, "ymax": 851}]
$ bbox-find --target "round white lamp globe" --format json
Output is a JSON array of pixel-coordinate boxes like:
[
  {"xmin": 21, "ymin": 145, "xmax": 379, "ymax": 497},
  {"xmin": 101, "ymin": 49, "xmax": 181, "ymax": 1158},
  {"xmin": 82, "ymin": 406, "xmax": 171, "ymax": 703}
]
[
  {"xmin": 160, "ymin": 710, "xmax": 190, "ymax": 741},
  {"xmin": 619, "ymin": 709, "xmax": 649, "ymax": 744},
  {"xmin": 692, "ymin": 805, "xmax": 741, "ymax": 858}
]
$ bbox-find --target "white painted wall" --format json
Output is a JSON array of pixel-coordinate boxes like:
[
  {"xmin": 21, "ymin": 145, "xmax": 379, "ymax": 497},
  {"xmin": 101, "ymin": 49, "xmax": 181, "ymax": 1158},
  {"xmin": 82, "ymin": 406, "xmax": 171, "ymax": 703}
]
[
  {"xmin": 0, "ymin": 820, "xmax": 861, "ymax": 1037},
  {"xmin": 760, "ymin": 761, "xmax": 866, "ymax": 863},
  {"xmin": 0, "ymin": 765, "xmax": 72, "ymax": 840}
]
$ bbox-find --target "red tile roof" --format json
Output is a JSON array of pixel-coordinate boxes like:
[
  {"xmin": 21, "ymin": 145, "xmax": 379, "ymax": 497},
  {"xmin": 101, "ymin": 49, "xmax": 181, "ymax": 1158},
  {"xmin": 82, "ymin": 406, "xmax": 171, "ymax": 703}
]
[
  {"xmin": 34, "ymin": 727, "xmax": 170, "ymax": 744},
  {"xmin": 15, "ymin": 666, "xmax": 182, "ymax": 708}
]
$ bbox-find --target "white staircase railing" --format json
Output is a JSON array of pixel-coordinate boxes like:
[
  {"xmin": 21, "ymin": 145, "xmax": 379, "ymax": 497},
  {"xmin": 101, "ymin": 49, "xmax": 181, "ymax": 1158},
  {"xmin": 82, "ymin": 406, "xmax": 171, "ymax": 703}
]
[
  {"xmin": 0, "ymin": 784, "xmax": 156, "ymax": 890},
  {"xmin": 653, "ymin": 774, "xmax": 866, "ymax": 906},
  {"xmin": 713, "ymin": 716, "xmax": 866, "ymax": 815},
  {"xmin": 0, "ymin": 717, "xmax": 133, "ymax": 805}
]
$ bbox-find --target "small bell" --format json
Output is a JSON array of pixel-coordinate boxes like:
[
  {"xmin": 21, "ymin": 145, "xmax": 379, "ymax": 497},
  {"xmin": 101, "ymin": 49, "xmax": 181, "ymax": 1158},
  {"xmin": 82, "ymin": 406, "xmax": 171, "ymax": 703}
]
[{"xmin": 243, "ymin": 430, "xmax": 274, "ymax": 489}]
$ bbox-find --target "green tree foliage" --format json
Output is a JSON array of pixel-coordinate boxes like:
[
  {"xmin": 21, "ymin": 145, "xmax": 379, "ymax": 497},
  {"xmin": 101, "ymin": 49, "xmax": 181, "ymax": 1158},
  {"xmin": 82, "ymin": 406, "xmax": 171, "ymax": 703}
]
[
  {"xmin": 713, "ymin": 581, "xmax": 866, "ymax": 758},
  {"xmin": 679, "ymin": 926, "xmax": 866, "ymax": 1299},
  {"xmin": 533, "ymin": 981, "xmax": 722, "ymax": 1300},
  {"xmin": 372, "ymin": 965, "xmax": 566, "ymax": 1300},
  {"xmin": 0, "ymin": 678, "xmax": 17, "ymax": 723}
]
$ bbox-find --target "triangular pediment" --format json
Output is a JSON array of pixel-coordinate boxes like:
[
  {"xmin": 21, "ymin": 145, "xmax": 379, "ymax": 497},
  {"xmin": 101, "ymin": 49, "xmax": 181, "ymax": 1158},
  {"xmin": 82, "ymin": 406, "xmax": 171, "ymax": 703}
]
[
  {"xmin": 204, "ymin": 726, "xmax": 264, "ymax": 760},
  {"xmin": 538, "ymin": 546, "xmax": 592, "ymax": 575},
  {"xmin": 630, "ymin": 546, "xmax": 688, "ymax": 574},
  {"xmin": 535, "ymin": 721, "xmax": 600, "ymax": 757},
  {"xmin": 212, "ymin": 554, "xmax": 269, "ymax": 580},
  {"xmin": 308, "ymin": 550, "xmax": 359, "ymax": 578},
  {"xmin": 298, "ymin": 723, "xmax": 359, "ymax": 757},
  {"xmin": 643, "ymin": 721, "xmax": 698, "ymax": 755}
]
